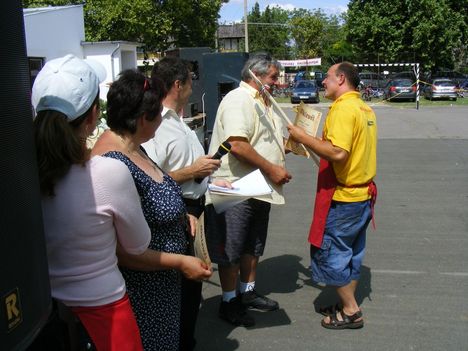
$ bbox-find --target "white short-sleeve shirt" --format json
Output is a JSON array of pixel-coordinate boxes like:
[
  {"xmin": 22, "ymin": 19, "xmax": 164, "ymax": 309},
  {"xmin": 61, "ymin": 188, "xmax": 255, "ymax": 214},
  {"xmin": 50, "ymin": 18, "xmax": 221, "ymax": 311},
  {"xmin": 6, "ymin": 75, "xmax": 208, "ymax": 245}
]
[{"xmin": 142, "ymin": 107, "xmax": 207, "ymax": 200}]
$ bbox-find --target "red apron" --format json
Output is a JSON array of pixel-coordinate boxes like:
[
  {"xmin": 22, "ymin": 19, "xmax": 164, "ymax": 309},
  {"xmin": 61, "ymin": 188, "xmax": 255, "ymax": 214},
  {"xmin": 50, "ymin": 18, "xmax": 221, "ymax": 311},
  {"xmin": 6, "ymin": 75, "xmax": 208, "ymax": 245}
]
[{"xmin": 308, "ymin": 158, "xmax": 377, "ymax": 248}]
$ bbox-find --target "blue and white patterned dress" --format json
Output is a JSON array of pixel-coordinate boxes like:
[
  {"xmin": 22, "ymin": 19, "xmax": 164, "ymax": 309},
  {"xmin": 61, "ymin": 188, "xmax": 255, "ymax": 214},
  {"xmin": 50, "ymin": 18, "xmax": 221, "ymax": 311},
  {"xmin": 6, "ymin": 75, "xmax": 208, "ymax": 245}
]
[{"xmin": 104, "ymin": 151, "xmax": 188, "ymax": 351}]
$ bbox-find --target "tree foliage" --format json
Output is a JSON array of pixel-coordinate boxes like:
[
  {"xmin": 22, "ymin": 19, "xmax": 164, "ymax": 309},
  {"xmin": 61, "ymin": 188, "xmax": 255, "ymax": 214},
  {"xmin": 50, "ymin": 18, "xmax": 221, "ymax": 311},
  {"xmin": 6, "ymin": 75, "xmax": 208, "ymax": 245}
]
[
  {"xmin": 244, "ymin": 3, "xmax": 347, "ymax": 65},
  {"xmin": 346, "ymin": 0, "xmax": 467, "ymax": 71},
  {"xmin": 289, "ymin": 9, "xmax": 325, "ymax": 59},
  {"xmin": 247, "ymin": 3, "xmax": 291, "ymax": 58},
  {"xmin": 22, "ymin": 0, "xmax": 224, "ymax": 52}
]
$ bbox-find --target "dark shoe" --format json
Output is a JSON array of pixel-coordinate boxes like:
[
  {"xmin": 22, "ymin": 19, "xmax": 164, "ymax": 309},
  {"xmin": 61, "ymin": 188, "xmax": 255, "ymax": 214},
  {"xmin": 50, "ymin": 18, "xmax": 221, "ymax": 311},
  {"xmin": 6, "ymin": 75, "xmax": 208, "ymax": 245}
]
[
  {"xmin": 241, "ymin": 290, "xmax": 279, "ymax": 311},
  {"xmin": 321, "ymin": 310, "xmax": 364, "ymax": 330},
  {"xmin": 219, "ymin": 297, "xmax": 255, "ymax": 327}
]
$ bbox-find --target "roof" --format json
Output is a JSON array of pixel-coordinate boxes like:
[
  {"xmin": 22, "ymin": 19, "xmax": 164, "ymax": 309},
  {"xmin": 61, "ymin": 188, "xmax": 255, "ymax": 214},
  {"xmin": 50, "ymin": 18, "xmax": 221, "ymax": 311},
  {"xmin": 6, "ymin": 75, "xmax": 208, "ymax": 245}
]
[
  {"xmin": 23, "ymin": 4, "xmax": 83, "ymax": 16},
  {"xmin": 217, "ymin": 24, "xmax": 245, "ymax": 39}
]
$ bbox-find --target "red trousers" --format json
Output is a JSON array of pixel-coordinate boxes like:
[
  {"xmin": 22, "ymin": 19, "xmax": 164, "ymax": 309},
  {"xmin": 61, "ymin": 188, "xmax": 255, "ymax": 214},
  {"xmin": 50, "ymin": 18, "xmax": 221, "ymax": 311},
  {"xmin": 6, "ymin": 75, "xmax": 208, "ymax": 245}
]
[{"xmin": 71, "ymin": 294, "xmax": 143, "ymax": 351}]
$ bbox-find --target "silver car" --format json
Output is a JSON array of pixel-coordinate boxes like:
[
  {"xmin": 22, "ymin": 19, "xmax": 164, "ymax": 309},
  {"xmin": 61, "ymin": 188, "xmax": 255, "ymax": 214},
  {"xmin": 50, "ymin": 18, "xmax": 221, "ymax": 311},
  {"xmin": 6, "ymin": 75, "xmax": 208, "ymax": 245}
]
[{"xmin": 424, "ymin": 79, "xmax": 458, "ymax": 101}]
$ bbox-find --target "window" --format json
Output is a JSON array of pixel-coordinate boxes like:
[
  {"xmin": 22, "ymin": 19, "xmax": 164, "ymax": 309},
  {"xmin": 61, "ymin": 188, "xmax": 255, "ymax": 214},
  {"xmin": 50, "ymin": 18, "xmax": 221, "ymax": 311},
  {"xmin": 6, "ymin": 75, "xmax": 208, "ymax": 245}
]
[{"xmin": 28, "ymin": 57, "xmax": 44, "ymax": 87}]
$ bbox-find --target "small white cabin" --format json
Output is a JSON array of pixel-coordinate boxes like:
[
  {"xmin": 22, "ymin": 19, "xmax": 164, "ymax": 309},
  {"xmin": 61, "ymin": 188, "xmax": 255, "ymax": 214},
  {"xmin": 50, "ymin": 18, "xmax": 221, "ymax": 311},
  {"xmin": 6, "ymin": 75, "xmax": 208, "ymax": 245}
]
[{"xmin": 23, "ymin": 4, "xmax": 142, "ymax": 100}]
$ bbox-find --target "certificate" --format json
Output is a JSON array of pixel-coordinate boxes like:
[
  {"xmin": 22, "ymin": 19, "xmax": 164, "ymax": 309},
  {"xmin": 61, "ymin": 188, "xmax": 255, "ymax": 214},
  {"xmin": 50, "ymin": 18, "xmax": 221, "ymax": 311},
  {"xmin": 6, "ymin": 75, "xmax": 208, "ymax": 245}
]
[{"xmin": 286, "ymin": 102, "xmax": 322, "ymax": 158}]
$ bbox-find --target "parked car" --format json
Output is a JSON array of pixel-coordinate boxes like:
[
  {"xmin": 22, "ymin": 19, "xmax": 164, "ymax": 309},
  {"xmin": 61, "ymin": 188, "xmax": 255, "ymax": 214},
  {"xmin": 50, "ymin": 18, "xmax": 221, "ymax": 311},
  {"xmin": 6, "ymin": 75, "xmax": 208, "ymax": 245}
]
[
  {"xmin": 391, "ymin": 71, "xmax": 416, "ymax": 82},
  {"xmin": 290, "ymin": 80, "xmax": 320, "ymax": 104},
  {"xmin": 423, "ymin": 79, "xmax": 458, "ymax": 101},
  {"xmin": 359, "ymin": 72, "xmax": 387, "ymax": 88},
  {"xmin": 429, "ymin": 71, "xmax": 467, "ymax": 87},
  {"xmin": 384, "ymin": 79, "xmax": 417, "ymax": 102}
]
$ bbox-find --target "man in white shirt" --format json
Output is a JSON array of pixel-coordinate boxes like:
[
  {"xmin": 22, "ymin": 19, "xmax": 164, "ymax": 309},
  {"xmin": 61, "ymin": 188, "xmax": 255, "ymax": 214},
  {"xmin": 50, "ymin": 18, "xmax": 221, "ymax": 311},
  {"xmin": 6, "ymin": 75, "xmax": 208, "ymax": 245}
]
[
  {"xmin": 205, "ymin": 54, "xmax": 292, "ymax": 327},
  {"xmin": 142, "ymin": 57, "xmax": 220, "ymax": 351}
]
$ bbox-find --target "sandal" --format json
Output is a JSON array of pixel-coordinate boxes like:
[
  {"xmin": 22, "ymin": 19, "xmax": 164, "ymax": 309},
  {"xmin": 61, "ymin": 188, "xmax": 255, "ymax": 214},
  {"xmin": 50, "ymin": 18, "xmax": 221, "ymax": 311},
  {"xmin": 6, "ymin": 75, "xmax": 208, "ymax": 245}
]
[
  {"xmin": 319, "ymin": 303, "xmax": 342, "ymax": 316},
  {"xmin": 321, "ymin": 310, "xmax": 364, "ymax": 330}
]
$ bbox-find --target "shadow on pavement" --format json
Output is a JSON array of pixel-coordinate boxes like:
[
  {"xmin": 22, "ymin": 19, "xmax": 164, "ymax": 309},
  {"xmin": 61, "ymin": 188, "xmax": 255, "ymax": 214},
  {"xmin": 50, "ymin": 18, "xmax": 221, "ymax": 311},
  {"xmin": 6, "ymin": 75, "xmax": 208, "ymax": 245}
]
[
  {"xmin": 196, "ymin": 254, "xmax": 309, "ymax": 350},
  {"xmin": 255, "ymin": 254, "xmax": 311, "ymax": 294}
]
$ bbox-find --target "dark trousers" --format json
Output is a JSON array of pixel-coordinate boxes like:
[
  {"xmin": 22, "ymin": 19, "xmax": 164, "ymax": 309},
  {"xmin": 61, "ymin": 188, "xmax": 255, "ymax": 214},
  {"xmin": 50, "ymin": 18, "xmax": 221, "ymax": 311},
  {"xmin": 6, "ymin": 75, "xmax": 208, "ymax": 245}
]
[
  {"xmin": 180, "ymin": 198, "xmax": 205, "ymax": 351},
  {"xmin": 180, "ymin": 276, "xmax": 202, "ymax": 351}
]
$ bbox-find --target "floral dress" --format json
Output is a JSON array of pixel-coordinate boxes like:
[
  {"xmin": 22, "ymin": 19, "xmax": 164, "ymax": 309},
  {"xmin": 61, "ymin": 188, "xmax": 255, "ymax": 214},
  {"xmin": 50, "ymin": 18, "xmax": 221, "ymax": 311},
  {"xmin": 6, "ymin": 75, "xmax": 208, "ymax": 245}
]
[{"xmin": 104, "ymin": 151, "xmax": 188, "ymax": 351}]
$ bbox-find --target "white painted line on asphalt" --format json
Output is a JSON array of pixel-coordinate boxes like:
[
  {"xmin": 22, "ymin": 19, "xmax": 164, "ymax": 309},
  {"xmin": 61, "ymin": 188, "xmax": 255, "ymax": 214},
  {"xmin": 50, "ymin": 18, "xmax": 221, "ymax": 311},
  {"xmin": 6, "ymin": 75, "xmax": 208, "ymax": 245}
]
[
  {"xmin": 372, "ymin": 269, "xmax": 425, "ymax": 274},
  {"xmin": 439, "ymin": 272, "xmax": 468, "ymax": 277},
  {"xmin": 372, "ymin": 270, "xmax": 468, "ymax": 277}
]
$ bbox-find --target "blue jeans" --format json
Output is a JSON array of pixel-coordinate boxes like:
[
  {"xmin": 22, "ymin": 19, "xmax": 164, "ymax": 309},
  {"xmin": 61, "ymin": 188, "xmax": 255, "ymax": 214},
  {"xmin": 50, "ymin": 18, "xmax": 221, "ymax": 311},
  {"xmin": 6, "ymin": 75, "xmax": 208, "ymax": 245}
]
[{"xmin": 311, "ymin": 200, "xmax": 372, "ymax": 286}]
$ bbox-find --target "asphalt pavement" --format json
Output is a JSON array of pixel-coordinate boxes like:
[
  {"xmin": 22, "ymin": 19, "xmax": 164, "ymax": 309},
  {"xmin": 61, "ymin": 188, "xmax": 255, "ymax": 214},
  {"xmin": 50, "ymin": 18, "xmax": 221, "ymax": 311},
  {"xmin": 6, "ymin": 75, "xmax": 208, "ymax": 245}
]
[{"xmin": 195, "ymin": 104, "xmax": 468, "ymax": 351}]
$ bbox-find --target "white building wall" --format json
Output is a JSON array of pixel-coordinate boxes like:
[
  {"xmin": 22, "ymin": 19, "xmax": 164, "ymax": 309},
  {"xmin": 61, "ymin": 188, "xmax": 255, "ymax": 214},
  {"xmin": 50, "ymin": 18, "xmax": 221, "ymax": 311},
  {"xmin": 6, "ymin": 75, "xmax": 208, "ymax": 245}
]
[
  {"xmin": 83, "ymin": 43, "xmax": 140, "ymax": 100},
  {"xmin": 23, "ymin": 5, "xmax": 85, "ymax": 60},
  {"xmin": 83, "ymin": 43, "xmax": 121, "ymax": 100}
]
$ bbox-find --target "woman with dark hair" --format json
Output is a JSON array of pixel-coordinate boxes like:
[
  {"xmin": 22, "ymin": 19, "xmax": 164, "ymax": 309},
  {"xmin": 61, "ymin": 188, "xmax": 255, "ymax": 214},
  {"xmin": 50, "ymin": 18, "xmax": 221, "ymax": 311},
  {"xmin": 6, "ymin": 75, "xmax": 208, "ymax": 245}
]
[
  {"xmin": 92, "ymin": 69, "xmax": 212, "ymax": 351},
  {"xmin": 32, "ymin": 55, "xmax": 150, "ymax": 351}
]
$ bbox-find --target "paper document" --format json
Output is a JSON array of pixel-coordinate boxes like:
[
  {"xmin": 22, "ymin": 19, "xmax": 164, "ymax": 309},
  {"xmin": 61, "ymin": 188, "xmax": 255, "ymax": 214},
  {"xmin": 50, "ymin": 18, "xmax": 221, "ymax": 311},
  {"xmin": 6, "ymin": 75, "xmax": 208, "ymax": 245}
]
[
  {"xmin": 193, "ymin": 212, "xmax": 211, "ymax": 265},
  {"xmin": 209, "ymin": 169, "xmax": 272, "ymax": 213},
  {"xmin": 286, "ymin": 102, "xmax": 322, "ymax": 158}
]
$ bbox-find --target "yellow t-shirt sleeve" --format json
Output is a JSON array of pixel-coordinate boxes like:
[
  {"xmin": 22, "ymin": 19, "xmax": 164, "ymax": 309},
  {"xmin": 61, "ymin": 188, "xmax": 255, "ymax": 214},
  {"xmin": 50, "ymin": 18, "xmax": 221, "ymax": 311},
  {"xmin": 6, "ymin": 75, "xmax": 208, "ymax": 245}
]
[{"xmin": 325, "ymin": 105, "xmax": 355, "ymax": 152}]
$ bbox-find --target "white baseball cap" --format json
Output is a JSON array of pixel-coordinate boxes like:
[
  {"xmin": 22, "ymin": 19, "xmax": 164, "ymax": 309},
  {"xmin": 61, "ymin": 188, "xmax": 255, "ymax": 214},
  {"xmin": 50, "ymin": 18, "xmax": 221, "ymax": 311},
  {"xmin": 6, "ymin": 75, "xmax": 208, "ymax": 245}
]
[{"xmin": 31, "ymin": 54, "xmax": 106, "ymax": 121}]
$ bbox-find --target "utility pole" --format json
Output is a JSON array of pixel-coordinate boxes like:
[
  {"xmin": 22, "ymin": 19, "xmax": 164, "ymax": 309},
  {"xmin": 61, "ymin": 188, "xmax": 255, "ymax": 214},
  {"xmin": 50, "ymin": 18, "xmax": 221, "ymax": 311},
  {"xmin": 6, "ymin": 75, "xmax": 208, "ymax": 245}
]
[{"xmin": 244, "ymin": 0, "xmax": 249, "ymax": 52}]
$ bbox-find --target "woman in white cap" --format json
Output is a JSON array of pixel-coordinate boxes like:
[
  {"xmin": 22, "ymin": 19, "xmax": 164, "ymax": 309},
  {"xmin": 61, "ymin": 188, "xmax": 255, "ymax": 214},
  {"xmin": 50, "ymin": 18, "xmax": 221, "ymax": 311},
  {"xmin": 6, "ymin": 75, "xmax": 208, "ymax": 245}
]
[{"xmin": 32, "ymin": 55, "xmax": 210, "ymax": 351}]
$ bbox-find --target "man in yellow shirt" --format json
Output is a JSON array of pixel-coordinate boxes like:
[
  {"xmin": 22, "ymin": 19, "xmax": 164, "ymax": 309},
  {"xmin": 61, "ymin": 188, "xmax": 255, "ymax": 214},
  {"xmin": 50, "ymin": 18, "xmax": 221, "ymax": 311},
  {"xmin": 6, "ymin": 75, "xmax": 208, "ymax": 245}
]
[{"xmin": 288, "ymin": 62, "xmax": 377, "ymax": 330}]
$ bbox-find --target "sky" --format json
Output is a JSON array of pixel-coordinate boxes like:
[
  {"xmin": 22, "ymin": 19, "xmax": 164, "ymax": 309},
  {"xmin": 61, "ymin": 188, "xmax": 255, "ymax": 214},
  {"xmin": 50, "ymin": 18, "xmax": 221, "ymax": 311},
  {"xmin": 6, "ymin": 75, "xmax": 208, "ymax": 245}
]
[{"xmin": 218, "ymin": 0, "xmax": 350, "ymax": 23}]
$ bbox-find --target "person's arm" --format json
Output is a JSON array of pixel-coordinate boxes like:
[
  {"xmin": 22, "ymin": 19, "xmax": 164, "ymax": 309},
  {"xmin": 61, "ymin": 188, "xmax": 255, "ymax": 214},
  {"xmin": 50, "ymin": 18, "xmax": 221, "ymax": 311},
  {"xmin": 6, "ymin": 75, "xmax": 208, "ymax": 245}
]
[
  {"xmin": 117, "ymin": 243, "xmax": 212, "ymax": 281},
  {"xmin": 168, "ymin": 155, "xmax": 220, "ymax": 184},
  {"xmin": 103, "ymin": 158, "xmax": 211, "ymax": 281},
  {"xmin": 228, "ymin": 136, "xmax": 292, "ymax": 185},
  {"xmin": 287, "ymin": 124, "xmax": 349, "ymax": 163}
]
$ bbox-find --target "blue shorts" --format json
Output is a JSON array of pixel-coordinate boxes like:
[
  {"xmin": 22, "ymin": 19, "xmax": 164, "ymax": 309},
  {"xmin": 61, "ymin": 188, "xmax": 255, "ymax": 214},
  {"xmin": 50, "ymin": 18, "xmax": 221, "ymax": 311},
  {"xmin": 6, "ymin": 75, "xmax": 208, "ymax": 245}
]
[{"xmin": 311, "ymin": 200, "xmax": 372, "ymax": 286}]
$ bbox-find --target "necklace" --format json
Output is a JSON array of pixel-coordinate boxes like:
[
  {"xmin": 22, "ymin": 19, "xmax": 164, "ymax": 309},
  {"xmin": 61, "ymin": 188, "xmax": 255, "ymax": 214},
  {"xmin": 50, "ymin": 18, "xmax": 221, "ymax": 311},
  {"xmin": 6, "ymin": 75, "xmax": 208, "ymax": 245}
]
[{"xmin": 117, "ymin": 133, "xmax": 160, "ymax": 174}]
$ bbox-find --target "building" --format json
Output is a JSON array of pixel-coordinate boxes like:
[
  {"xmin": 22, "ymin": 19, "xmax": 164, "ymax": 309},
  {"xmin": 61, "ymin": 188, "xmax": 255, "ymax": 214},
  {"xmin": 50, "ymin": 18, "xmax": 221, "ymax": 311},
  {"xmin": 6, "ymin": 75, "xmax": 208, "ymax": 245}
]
[
  {"xmin": 23, "ymin": 4, "xmax": 142, "ymax": 100},
  {"xmin": 217, "ymin": 24, "xmax": 244, "ymax": 52}
]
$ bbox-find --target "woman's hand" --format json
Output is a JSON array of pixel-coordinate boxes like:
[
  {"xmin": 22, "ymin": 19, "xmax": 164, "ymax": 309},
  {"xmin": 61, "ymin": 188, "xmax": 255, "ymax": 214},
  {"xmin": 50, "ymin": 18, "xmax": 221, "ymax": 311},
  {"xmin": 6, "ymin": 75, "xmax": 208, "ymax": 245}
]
[{"xmin": 180, "ymin": 256, "xmax": 213, "ymax": 281}]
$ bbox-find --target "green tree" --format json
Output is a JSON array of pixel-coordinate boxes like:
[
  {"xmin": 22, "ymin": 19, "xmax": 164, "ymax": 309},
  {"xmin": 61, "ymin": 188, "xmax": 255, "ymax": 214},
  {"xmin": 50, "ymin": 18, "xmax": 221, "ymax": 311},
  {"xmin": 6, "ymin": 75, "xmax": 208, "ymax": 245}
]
[
  {"xmin": 246, "ymin": 3, "xmax": 291, "ymax": 58},
  {"xmin": 318, "ymin": 13, "xmax": 352, "ymax": 65},
  {"xmin": 23, "ymin": 0, "xmax": 224, "ymax": 51},
  {"xmin": 289, "ymin": 9, "xmax": 324, "ymax": 59},
  {"xmin": 346, "ymin": 0, "xmax": 467, "ymax": 71},
  {"xmin": 289, "ymin": 9, "xmax": 349, "ymax": 67}
]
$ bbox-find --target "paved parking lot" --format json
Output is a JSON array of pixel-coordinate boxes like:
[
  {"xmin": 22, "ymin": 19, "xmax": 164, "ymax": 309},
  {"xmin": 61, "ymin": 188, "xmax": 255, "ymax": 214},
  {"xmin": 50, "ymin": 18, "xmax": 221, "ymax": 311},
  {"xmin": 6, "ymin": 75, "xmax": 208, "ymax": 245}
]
[{"xmin": 195, "ymin": 105, "xmax": 468, "ymax": 351}]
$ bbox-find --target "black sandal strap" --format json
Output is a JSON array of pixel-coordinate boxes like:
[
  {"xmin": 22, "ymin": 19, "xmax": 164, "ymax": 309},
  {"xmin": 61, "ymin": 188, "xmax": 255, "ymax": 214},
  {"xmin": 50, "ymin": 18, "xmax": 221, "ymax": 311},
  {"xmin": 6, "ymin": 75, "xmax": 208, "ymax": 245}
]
[
  {"xmin": 341, "ymin": 310, "xmax": 363, "ymax": 323},
  {"xmin": 329, "ymin": 311, "xmax": 341, "ymax": 326}
]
